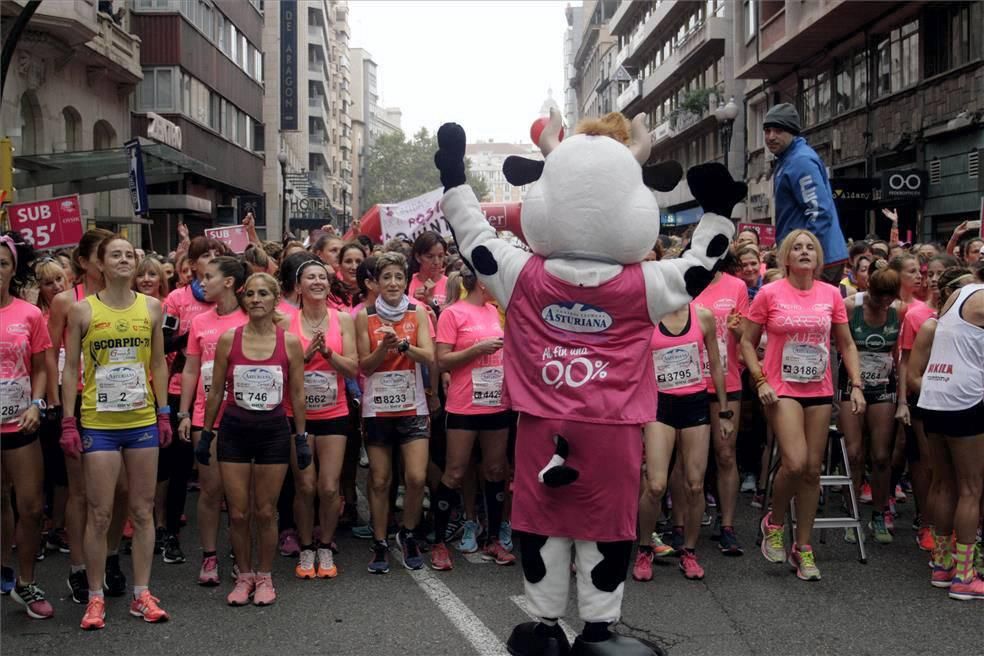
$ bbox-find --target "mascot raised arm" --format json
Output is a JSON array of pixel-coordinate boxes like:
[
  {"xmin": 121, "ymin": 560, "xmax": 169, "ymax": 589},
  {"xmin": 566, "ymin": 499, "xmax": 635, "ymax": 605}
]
[{"xmin": 435, "ymin": 109, "xmax": 745, "ymax": 656}]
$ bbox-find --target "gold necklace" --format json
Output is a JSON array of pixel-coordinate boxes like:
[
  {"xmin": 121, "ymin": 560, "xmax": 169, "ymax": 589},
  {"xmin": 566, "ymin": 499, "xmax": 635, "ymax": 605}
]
[{"xmin": 302, "ymin": 310, "xmax": 328, "ymax": 334}]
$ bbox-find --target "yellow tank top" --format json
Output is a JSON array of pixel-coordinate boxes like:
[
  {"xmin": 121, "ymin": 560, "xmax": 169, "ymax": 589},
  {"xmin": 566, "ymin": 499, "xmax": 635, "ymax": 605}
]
[{"xmin": 81, "ymin": 292, "xmax": 157, "ymax": 430}]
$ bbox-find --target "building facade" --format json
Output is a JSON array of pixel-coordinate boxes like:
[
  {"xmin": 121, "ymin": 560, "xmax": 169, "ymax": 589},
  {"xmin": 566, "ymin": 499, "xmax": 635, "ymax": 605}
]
[
  {"xmin": 569, "ymin": 0, "xmax": 618, "ymax": 121},
  {"xmin": 734, "ymin": 0, "xmax": 984, "ymax": 242},
  {"xmin": 349, "ymin": 47, "xmax": 378, "ymax": 219},
  {"xmin": 465, "ymin": 141, "xmax": 543, "ymax": 203},
  {"xmin": 1, "ymin": 0, "xmax": 143, "ymax": 239},
  {"xmin": 610, "ymin": 0, "xmax": 744, "ymax": 231}
]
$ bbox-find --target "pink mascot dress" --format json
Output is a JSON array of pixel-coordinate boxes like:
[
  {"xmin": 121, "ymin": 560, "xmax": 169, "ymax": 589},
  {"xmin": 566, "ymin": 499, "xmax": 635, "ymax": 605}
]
[{"xmin": 435, "ymin": 110, "xmax": 745, "ymax": 656}]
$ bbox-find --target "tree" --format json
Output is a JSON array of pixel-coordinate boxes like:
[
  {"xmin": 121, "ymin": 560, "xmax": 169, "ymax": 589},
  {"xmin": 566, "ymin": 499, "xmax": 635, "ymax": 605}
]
[{"xmin": 364, "ymin": 128, "xmax": 489, "ymax": 208}]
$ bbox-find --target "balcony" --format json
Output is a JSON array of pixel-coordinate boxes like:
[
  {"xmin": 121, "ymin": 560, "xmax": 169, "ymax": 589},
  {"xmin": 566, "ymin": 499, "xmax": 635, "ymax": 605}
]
[
  {"xmin": 649, "ymin": 118, "xmax": 676, "ymax": 148},
  {"xmin": 83, "ymin": 11, "xmax": 142, "ymax": 84},
  {"xmin": 308, "ymin": 58, "xmax": 327, "ymax": 78},
  {"xmin": 308, "ymin": 23, "xmax": 326, "ymax": 46},
  {"xmin": 12, "ymin": 0, "xmax": 99, "ymax": 47},
  {"xmin": 623, "ymin": 1, "xmax": 693, "ymax": 70},
  {"xmin": 608, "ymin": 0, "xmax": 645, "ymax": 37},
  {"xmin": 612, "ymin": 43, "xmax": 631, "ymax": 71},
  {"xmin": 637, "ymin": 20, "xmax": 726, "ymax": 110},
  {"xmin": 340, "ymin": 135, "xmax": 352, "ymax": 152},
  {"xmin": 616, "ymin": 79, "xmax": 642, "ymax": 112}
]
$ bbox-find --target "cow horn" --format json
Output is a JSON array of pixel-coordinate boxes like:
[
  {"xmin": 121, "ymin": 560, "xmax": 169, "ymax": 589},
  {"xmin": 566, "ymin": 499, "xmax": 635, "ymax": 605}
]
[
  {"xmin": 538, "ymin": 107, "xmax": 564, "ymax": 157},
  {"xmin": 628, "ymin": 113, "xmax": 652, "ymax": 165}
]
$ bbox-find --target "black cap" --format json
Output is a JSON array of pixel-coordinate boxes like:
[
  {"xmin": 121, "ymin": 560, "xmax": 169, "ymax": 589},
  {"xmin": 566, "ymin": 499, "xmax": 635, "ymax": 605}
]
[{"xmin": 763, "ymin": 103, "xmax": 801, "ymax": 135}]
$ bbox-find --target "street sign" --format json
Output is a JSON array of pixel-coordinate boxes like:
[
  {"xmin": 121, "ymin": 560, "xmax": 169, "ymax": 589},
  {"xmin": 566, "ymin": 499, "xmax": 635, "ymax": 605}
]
[
  {"xmin": 7, "ymin": 194, "xmax": 83, "ymax": 250},
  {"xmin": 125, "ymin": 138, "xmax": 149, "ymax": 215},
  {"xmin": 205, "ymin": 225, "xmax": 250, "ymax": 254},
  {"xmin": 737, "ymin": 222, "xmax": 776, "ymax": 247}
]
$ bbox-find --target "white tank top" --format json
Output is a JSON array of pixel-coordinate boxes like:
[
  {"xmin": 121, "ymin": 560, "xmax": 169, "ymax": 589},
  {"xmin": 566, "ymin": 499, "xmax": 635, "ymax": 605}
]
[{"xmin": 917, "ymin": 283, "xmax": 984, "ymax": 412}]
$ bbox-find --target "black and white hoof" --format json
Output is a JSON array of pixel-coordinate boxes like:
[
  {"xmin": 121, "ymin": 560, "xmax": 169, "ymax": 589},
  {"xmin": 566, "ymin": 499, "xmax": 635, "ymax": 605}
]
[
  {"xmin": 570, "ymin": 633, "xmax": 664, "ymax": 656},
  {"xmin": 507, "ymin": 621, "xmax": 572, "ymax": 656},
  {"xmin": 538, "ymin": 435, "xmax": 579, "ymax": 488}
]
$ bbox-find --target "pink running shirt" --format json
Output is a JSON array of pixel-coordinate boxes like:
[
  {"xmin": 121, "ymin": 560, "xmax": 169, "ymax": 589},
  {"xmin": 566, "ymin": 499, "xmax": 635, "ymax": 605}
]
[
  {"xmin": 0, "ymin": 299, "xmax": 52, "ymax": 434},
  {"xmin": 747, "ymin": 279, "xmax": 848, "ymax": 398},
  {"xmin": 648, "ymin": 305, "xmax": 708, "ymax": 397},
  {"xmin": 409, "ymin": 274, "xmax": 448, "ymax": 307},
  {"xmin": 163, "ymin": 285, "xmax": 212, "ymax": 395},
  {"xmin": 285, "ymin": 308, "xmax": 348, "ymax": 420},
  {"xmin": 693, "ymin": 273, "xmax": 749, "ymax": 393},
  {"xmin": 186, "ymin": 307, "xmax": 248, "ymax": 427},
  {"xmin": 436, "ymin": 301, "xmax": 505, "ymax": 414},
  {"xmin": 899, "ymin": 300, "xmax": 935, "ymax": 352}
]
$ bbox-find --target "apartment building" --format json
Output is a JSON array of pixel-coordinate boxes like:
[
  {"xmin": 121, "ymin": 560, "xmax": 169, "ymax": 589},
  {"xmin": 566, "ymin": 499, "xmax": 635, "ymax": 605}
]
[{"xmin": 735, "ymin": 0, "xmax": 984, "ymax": 242}]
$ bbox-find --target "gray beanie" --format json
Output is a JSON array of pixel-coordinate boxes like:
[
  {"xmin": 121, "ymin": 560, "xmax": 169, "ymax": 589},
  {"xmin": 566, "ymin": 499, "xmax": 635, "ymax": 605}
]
[{"xmin": 763, "ymin": 103, "xmax": 801, "ymax": 135}]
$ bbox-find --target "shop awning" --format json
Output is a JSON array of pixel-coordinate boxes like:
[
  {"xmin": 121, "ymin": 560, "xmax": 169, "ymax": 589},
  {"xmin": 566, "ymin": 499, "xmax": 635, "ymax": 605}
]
[{"xmin": 12, "ymin": 139, "xmax": 214, "ymax": 194}]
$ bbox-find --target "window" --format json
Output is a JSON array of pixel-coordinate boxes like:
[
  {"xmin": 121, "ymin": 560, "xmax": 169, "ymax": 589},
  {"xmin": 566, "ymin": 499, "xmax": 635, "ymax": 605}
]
[
  {"xmin": 229, "ymin": 24, "xmax": 237, "ymax": 62},
  {"xmin": 743, "ymin": 0, "xmax": 756, "ymax": 41},
  {"xmin": 925, "ymin": 2, "xmax": 983, "ymax": 77},
  {"xmin": 136, "ymin": 67, "xmax": 176, "ymax": 111},
  {"xmin": 816, "ymin": 71, "xmax": 831, "ymax": 123},
  {"xmin": 209, "ymin": 91, "xmax": 221, "ymax": 132},
  {"xmin": 876, "ymin": 20, "xmax": 919, "ymax": 97},
  {"xmin": 799, "ymin": 75, "xmax": 817, "ymax": 127},
  {"xmin": 254, "ymin": 50, "xmax": 263, "ymax": 82}
]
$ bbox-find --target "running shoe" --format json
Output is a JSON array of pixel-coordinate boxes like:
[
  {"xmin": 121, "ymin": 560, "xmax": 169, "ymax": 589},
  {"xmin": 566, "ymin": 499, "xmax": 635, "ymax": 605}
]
[
  {"xmin": 701, "ymin": 510, "xmax": 713, "ymax": 527},
  {"xmin": 750, "ymin": 491, "xmax": 766, "ymax": 509},
  {"xmin": 649, "ymin": 533, "xmax": 674, "ymax": 558},
  {"xmin": 665, "ymin": 526, "xmax": 685, "ymax": 555},
  {"xmin": 227, "ymin": 572, "xmax": 255, "ymax": 605},
  {"xmin": 162, "ymin": 534, "xmax": 186, "ymax": 564},
  {"xmin": 870, "ymin": 513, "xmax": 893, "ymax": 544},
  {"xmin": 917, "ymin": 526, "xmax": 935, "ymax": 552},
  {"xmin": 788, "ymin": 545, "xmax": 821, "ymax": 581},
  {"xmin": 718, "ymin": 527, "xmax": 744, "ymax": 556},
  {"xmin": 759, "ymin": 512, "xmax": 786, "ymax": 564},
  {"xmin": 351, "ymin": 524, "xmax": 374, "ymax": 540},
  {"xmin": 632, "ymin": 548, "xmax": 653, "ymax": 582},
  {"xmin": 948, "ymin": 575, "xmax": 984, "ymax": 601},
  {"xmin": 230, "ymin": 562, "xmax": 240, "ymax": 581},
  {"xmin": 45, "ymin": 528, "xmax": 71, "ymax": 554},
  {"xmin": 843, "ymin": 527, "xmax": 859, "ymax": 544},
  {"xmin": 894, "ymin": 484, "xmax": 907, "ymax": 502},
  {"xmin": 456, "ymin": 520, "xmax": 480, "ymax": 554},
  {"xmin": 397, "ymin": 530, "xmax": 424, "ymax": 570},
  {"xmin": 1, "ymin": 566, "xmax": 14, "ymax": 595},
  {"xmin": 80, "ymin": 596, "xmax": 106, "ymax": 630},
  {"xmin": 498, "ymin": 521, "xmax": 513, "ymax": 553},
  {"xmin": 705, "ymin": 493, "xmax": 717, "ymax": 508},
  {"xmin": 395, "ymin": 485, "xmax": 406, "ymax": 510},
  {"xmin": 679, "ymin": 551, "xmax": 705, "ymax": 580},
  {"xmin": 930, "ymin": 564, "xmax": 955, "ymax": 588},
  {"xmin": 859, "ymin": 482, "xmax": 872, "ymax": 504},
  {"xmin": 444, "ymin": 511, "xmax": 466, "ymax": 543},
  {"xmin": 710, "ymin": 515, "xmax": 722, "ymax": 540},
  {"xmin": 68, "ymin": 569, "xmax": 88, "ymax": 603},
  {"xmin": 104, "ymin": 554, "xmax": 127, "ymax": 596},
  {"xmin": 11, "ymin": 581, "xmax": 54, "ymax": 619},
  {"xmin": 740, "ymin": 473, "xmax": 757, "ymax": 494},
  {"xmin": 278, "ymin": 529, "xmax": 300, "ymax": 557},
  {"xmin": 317, "ymin": 547, "xmax": 338, "ymax": 578},
  {"xmin": 130, "ymin": 590, "xmax": 169, "ymax": 623},
  {"xmin": 883, "ymin": 510, "xmax": 895, "ymax": 535},
  {"xmin": 295, "ymin": 549, "xmax": 316, "ymax": 579},
  {"xmin": 911, "ymin": 513, "xmax": 922, "ymax": 531},
  {"xmin": 430, "ymin": 543, "xmax": 453, "ymax": 571},
  {"xmin": 422, "ymin": 487, "xmax": 431, "ymax": 511},
  {"xmin": 252, "ymin": 574, "xmax": 276, "ymax": 606},
  {"xmin": 34, "ymin": 546, "xmax": 45, "ymax": 561},
  {"xmin": 368, "ymin": 541, "xmax": 390, "ymax": 574},
  {"xmin": 198, "ymin": 555, "xmax": 219, "ymax": 586},
  {"xmin": 482, "ymin": 539, "xmax": 517, "ymax": 566}
]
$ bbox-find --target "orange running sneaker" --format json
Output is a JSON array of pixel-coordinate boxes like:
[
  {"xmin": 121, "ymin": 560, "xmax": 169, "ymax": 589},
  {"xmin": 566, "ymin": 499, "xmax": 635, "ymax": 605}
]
[
  {"xmin": 80, "ymin": 596, "xmax": 106, "ymax": 630},
  {"xmin": 129, "ymin": 590, "xmax": 169, "ymax": 623}
]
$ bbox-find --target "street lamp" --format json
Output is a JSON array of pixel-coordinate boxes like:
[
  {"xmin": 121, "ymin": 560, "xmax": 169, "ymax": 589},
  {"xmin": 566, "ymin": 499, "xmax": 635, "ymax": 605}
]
[
  {"xmin": 277, "ymin": 150, "xmax": 288, "ymax": 242},
  {"xmin": 713, "ymin": 96, "xmax": 739, "ymax": 174}
]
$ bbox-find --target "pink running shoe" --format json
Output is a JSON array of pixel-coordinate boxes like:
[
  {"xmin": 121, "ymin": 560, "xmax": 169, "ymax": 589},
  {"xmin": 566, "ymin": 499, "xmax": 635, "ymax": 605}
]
[
  {"xmin": 252, "ymin": 574, "xmax": 276, "ymax": 606},
  {"xmin": 883, "ymin": 510, "xmax": 895, "ymax": 534},
  {"xmin": 430, "ymin": 543, "xmax": 453, "ymax": 571},
  {"xmin": 129, "ymin": 590, "xmax": 169, "ymax": 623},
  {"xmin": 859, "ymin": 482, "xmax": 872, "ymax": 504},
  {"xmin": 679, "ymin": 551, "xmax": 705, "ymax": 580},
  {"xmin": 278, "ymin": 530, "xmax": 300, "ymax": 557},
  {"xmin": 227, "ymin": 572, "xmax": 255, "ymax": 606},
  {"xmin": 930, "ymin": 565, "xmax": 955, "ymax": 589},
  {"xmin": 198, "ymin": 555, "xmax": 219, "ymax": 586},
  {"xmin": 481, "ymin": 540, "xmax": 517, "ymax": 566},
  {"xmin": 632, "ymin": 548, "xmax": 653, "ymax": 582},
  {"xmin": 948, "ymin": 575, "xmax": 984, "ymax": 601}
]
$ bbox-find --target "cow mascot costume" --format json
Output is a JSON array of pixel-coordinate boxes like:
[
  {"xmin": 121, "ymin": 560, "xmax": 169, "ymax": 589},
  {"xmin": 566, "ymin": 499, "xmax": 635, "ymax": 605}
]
[{"xmin": 434, "ymin": 109, "xmax": 745, "ymax": 656}]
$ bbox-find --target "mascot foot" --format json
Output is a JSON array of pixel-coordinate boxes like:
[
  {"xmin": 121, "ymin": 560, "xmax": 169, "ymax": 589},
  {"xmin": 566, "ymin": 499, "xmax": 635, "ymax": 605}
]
[
  {"xmin": 538, "ymin": 435, "xmax": 580, "ymax": 488},
  {"xmin": 570, "ymin": 633, "xmax": 663, "ymax": 656},
  {"xmin": 507, "ymin": 621, "xmax": 572, "ymax": 656}
]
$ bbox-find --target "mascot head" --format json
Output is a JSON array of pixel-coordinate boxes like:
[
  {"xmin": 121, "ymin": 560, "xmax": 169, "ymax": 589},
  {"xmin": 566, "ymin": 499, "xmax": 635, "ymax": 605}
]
[{"xmin": 503, "ymin": 109, "xmax": 682, "ymax": 265}]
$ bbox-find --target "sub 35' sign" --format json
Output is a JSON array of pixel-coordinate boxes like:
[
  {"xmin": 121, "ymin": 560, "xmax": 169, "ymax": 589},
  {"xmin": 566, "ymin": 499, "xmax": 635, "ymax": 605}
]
[{"xmin": 7, "ymin": 195, "xmax": 84, "ymax": 250}]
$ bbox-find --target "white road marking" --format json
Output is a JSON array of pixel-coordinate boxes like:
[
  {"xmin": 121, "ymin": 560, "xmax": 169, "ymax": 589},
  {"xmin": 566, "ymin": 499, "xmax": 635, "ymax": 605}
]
[
  {"xmin": 396, "ymin": 547, "xmax": 510, "ymax": 656},
  {"xmin": 509, "ymin": 594, "xmax": 579, "ymax": 646}
]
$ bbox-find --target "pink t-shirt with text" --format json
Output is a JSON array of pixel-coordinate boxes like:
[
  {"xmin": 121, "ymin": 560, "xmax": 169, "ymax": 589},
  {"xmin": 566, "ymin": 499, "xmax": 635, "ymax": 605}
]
[
  {"xmin": 436, "ymin": 301, "xmax": 505, "ymax": 415},
  {"xmin": 693, "ymin": 273, "xmax": 749, "ymax": 393},
  {"xmin": 1, "ymin": 299, "xmax": 52, "ymax": 433},
  {"xmin": 163, "ymin": 285, "xmax": 212, "ymax": 395},
  {"xmin": 899, "ymin": 300, "xmax": 935, "ymax": 352},
  {"xmin": 409, "ymin": 274, "xmax": 448, "ymax": 307},
  {"xmin": 747, "ymin": 279, "xmax": 848, "ymax": 398},
  {"xmin": 186, "ymin": 307, "xmax": 248, "ymax": 427}
]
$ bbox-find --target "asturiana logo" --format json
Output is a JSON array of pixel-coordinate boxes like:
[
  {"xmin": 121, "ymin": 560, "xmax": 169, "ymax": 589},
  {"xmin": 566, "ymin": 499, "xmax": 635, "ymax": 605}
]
[
  {"xmin": 540, "ymin": 302, "xmax": 613, "ymax": 334},
  {"xmin": 241, "ymin": 367, "xmax": 275, "ymax": 385}
]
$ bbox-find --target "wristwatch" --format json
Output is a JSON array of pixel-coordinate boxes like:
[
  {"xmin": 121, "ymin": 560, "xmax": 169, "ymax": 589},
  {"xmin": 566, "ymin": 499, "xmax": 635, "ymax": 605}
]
[
  {"xmin": 397, "ymin": 338, "xmax": 410, "ymax": 353},
  {"xmin": 176, "ymin": 411, "xmax": 191, "ymax": 420},
  {"xmin": 718, "ymin": 410, "xmax": 734, "ymax": 420},
  {"xmin": 31, "ymin": 398, "xmax": 47, "ymax": 411}
]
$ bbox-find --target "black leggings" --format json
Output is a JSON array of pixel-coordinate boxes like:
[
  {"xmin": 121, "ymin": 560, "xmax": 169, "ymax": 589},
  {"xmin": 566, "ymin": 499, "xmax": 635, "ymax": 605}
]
[{"xmin": 160, "ymin": 393, "xmax": 194, "ymax": 536}]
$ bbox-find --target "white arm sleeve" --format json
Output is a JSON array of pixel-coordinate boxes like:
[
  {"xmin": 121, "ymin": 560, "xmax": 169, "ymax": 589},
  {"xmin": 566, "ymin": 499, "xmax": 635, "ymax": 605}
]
[
  {"xmin": 441, "ymin": 185, "xmax": 531, "ymax": 309},
  {"xmin": 642, "ymin": 212, "xmax": 735, "ymax": 324}
]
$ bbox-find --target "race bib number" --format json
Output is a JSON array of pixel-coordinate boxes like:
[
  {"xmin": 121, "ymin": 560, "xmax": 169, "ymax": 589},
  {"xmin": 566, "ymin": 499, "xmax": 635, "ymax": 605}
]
[
  {"xmin": 653, "ymin": 343, "xmax": 703, "ymax": 391},
  {"xmin": 471, "ymin": 366, "xmax": 504, "ymax": 407},
  {"xmin": 781, "ymin": 342, "xmax": 827, "ymax": 383},
  {"xmin": 370, "ymin": 370, "xmax": 415, "ymax": 413},
  {"xmin": 304, "ymin": 371, "xmax": 339, "ymax": 410},
  {"xmin": 859, "ymin": 351, "xmax": 894, "ymax": 387},
  {"xmin": 0, "ymin": 376, "xmax": 31, "ymax": 424},
  {"xmin": 233, "ymin": 365, "xmax": 283, "ymax": 411},
  {"xmin": 95, "ymin": 364, "xmax": 149, "ymax": 412}
]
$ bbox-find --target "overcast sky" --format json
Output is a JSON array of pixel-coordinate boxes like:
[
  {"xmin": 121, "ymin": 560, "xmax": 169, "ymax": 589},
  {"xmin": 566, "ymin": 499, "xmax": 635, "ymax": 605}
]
[{"xmin": 348, "ymin": 0, "xmax": 569, "ymax": 144}]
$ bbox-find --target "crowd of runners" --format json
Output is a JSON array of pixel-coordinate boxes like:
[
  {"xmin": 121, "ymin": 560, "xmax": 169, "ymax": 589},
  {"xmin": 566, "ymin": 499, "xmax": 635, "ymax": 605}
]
[{"xmin": 0, "ymin": 209, "xmax": 981, "ymax": 630}]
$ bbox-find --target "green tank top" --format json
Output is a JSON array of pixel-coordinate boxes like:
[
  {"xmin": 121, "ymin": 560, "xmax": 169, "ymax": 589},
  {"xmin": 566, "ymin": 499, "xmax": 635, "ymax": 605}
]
[{"xmin": 849, "ymin": 301, "xmax": 900, "ymax": 353}]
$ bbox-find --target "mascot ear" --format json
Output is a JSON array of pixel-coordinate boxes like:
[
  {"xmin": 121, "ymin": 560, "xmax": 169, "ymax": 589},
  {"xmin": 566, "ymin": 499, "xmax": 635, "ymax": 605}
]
[
  {"xmin": 642, "ymin": 160, "xmax": 683, "ymax": 192},
  {"xmin": 503, "ymin": 156, "xmax": 545, "ymax": 187}
]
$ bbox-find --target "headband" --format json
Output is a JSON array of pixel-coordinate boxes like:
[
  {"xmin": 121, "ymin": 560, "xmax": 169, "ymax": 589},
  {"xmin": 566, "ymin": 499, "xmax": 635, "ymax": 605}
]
[
  {"xmin": 295, "ymin": 259, "xmax": 328, "ymax": 283},
  {"xmin": 0, "ymin": 235, "xmax": 18, "ymax": 270}
]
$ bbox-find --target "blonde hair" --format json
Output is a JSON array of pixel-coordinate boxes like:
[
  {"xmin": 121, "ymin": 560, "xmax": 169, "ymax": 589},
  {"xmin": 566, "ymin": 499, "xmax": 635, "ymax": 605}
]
[
  {"xmin": 777, "ymin": 229, "xmax": 824, "ymax": 278},
  {"xmin": 763, "ymin": 268, "xmax": 784, "ymax": 284},
  {"xmin": 133, "ymin": 257, "xmax": 170, "ymax": 299},
  {"xmin": 575, "ymin": 112, "xmax": 632, "ymax": 145},
  {"xmin": 34, "ymin": 259, "xmax": 69, "ymax": 310}
]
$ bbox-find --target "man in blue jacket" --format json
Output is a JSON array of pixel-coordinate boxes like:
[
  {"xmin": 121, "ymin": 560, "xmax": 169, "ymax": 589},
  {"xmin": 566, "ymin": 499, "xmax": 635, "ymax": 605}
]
[{"xmin": 765, "ymin": 103, "xmax": 849, "ymax": 283}]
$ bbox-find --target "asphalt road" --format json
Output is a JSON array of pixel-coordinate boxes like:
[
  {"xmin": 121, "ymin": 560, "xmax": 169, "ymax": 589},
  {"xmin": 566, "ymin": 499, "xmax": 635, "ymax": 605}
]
[{"xmin": 2, "ymin": 484, "xmax": 981, "ymax": 655}]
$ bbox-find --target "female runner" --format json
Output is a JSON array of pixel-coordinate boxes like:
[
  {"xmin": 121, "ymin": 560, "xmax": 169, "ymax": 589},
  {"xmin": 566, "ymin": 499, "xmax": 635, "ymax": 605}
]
[{"xmin": 408, "ymin": 231, "xmax": 449, "ymax": 310}]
